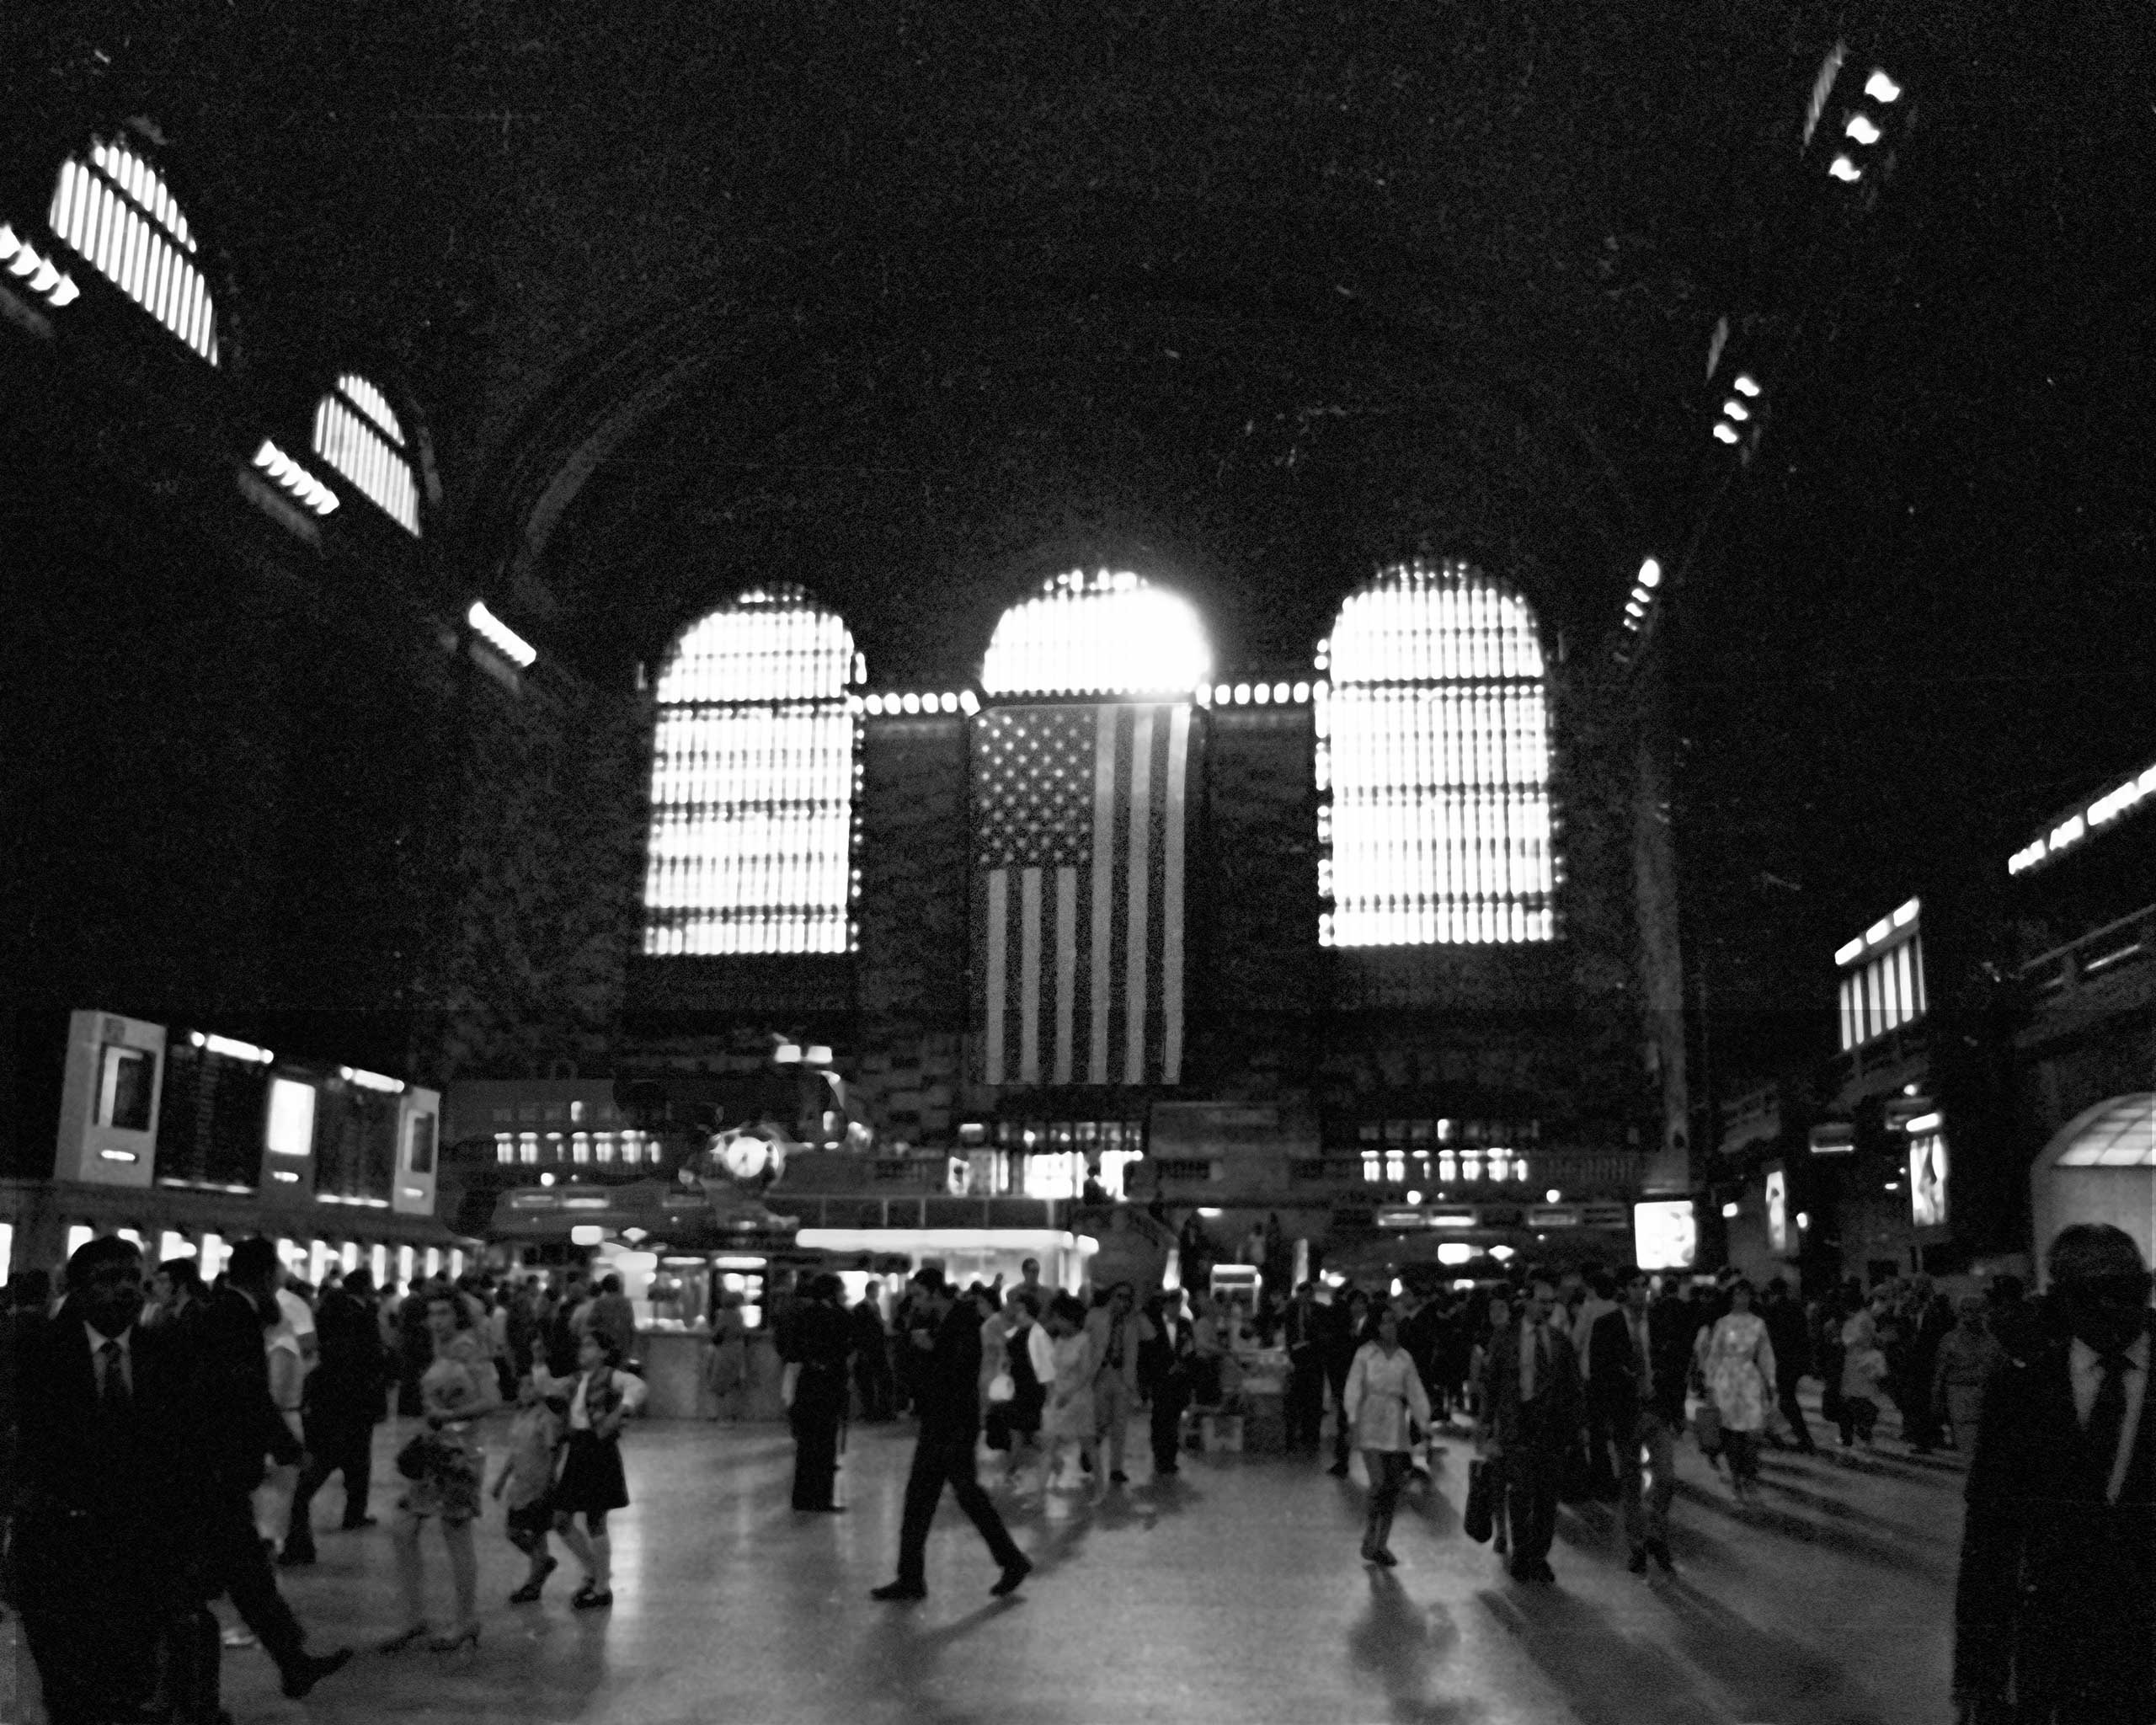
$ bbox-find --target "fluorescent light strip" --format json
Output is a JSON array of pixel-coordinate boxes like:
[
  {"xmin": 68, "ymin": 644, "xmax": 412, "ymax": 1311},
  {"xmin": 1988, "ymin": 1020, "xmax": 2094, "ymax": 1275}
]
[
  {"xmin": 467, "ymin": 600, "xmax": 536, "ymax": 668},
  {"xmin": 252, "ymin": 439, "xmax": 339, "ymax": 515},
  {"xmin": 193, "ymin": 1031, "xmax": 275, "ymax": 1063},
  {"xmin": 338, "ymin": 1065, "xmax": 406, "ymax": 1093},
  {"xmin": 2009, "ymin": 759, "xmax": 2156, "ymax": 875},
  {"xmin": 0, "ymin": 222, "xmax": 81, "ymax": 308}
]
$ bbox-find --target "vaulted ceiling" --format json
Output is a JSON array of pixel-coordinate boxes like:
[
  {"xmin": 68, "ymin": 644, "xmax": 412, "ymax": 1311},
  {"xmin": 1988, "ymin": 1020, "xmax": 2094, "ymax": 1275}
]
[{"xmin": 17, "ymin": 0, "xmax": 1840, "ymax": 681}]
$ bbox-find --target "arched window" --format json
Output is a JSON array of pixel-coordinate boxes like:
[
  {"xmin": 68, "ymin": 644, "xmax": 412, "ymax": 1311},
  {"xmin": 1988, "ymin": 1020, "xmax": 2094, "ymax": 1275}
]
[
  {"xmin": 312, "ymin": 373, "xmax": 420, "ymax": 535},
  {"xmin": 982, "ymin": 569, "xmax": 1212, "ymax": 696},
  {"xmin": 1317, "ymin": 559, "xmax": 1556, "ymax": 947},
  {"xmin": 47, "ymin": 136, "xmax": 218, "ymax": 363},
  {"xmin": 643, "ymin": 588, "xmax": 857, "ymax": 956}
]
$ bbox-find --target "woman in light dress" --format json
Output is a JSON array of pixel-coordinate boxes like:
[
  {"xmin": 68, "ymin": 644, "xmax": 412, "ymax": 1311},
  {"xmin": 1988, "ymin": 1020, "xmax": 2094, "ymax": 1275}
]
[
  {"xmin": 1931, "ymin": 1296, "xmax": 2005, "ymax": 1452},
  {"xmin": 703, "ymin": 1290, "xmax": 749, "ymax": 1421},
  {"xmin": 381, "ymin": 1291, "xmax": 502, "ymax": 1653},
  {"xmin": 1695, "ymin": 1279, "xmax": 1778, "ymax": 1500},
  {"xmin": 1838, "ymin": 1294, "xmax": 1889, "ymax": 1449},
  {"xmin": 1344, "ymin": 1305, "xmax": 1432, "ymax": 1566},
  {"xmin": 1033, "ymin": 1292, "xmax": 1099, "ymax": 1491}
]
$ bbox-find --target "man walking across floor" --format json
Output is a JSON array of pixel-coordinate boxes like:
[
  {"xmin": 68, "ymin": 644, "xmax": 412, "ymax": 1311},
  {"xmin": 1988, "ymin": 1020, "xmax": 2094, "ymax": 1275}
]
[
  {"xmin": 1758, "ymin": 1276, "xmax": 1818, "ymax": 1455},
  {"xmin": 1590, "ymin": 1265, "xmax": 1690, "ymax": 1574},
  {"xmin": 1282, "ymin": 1280, "xmax": 1326, "ymax": 1454},
  {"xmin": 872, "ymin": 1268, "xmax": 1031, "ymax": 1601},
  {"xmin": 198, "ymin": 1238, "xmax": 351, "ymax": 1699},
  {"xmin": 1479, "ymin": 1274, "xmax": 1582, "ymax": 1583},
  {"xmin": 281, "ymin": 1267, "xmax": 387, "ymax": 1563},
  {"xmin": 1086, "ymin": 1280, "xmax": 1142, "ymax": 1484}
]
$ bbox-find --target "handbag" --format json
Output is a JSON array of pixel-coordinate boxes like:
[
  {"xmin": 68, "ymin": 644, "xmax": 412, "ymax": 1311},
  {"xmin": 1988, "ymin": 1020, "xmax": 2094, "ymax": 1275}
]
[
  {"xmin": 394, "ymin": 1432, "xmax": 435, "ymax": 1480},
  {"xmin": 1694, "ymin": 1399, "xmax": 1723, "ymax": 1456},
  {"xmin": 1463, "ymin": 1457, "xmax": 1497, "ymax": 1544}
]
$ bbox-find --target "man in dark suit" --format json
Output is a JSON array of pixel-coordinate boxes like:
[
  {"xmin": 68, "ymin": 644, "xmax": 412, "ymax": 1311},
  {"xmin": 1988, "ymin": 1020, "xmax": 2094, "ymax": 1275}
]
[
  {"xmin": 872, "ymin": 1267, "xmax": 1031, "ymax": 1601},
  {"xmin": 1589, "ymin": 1264, "xmax": 1694, "ymax": 1573},
  {"xmin": 1281, "ymin": 1281, "xmax": 1327, "ymax": 1453},
  {"xmin": 12, "ymin": 1236, "xmax": 202, "ymax": 1724},
  {"xmin": 280, "ymin": 1267, "xmax": 387, "ymax": 1563},
  {"xmin": 198, "ymin": 1238, "xmax": 350, "ymax": 1699},
  {"xmin": 1480, "ymin": 1274, "xmax": 1584, "ymax": 1583},
  {"xmin": 1954, "ymin": 1222, "xmax": 2152, "ymax": 1725}
]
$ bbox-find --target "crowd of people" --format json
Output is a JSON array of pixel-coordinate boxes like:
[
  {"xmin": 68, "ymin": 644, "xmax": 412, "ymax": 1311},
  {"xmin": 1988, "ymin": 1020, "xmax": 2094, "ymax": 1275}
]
[
  {"xmin": 2, "ymin": 1221, "xmax": 2144, "ymax": 1722},
  {"xmin": 0, "ymin": 1239, "xmax": 654, "ymax": 1724}
]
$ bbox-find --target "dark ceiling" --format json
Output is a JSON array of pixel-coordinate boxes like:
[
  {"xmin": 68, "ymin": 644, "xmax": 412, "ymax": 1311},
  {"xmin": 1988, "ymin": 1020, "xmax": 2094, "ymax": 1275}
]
[{"xmin": 12, "ymin": 0, "xmax": 2153, "ymax": 1064}]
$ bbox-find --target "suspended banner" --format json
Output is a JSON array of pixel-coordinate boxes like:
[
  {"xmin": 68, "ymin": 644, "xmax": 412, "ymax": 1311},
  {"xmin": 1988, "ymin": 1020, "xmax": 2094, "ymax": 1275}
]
[{"xmin": 973, "ymin": 702, "xmax": 1197, "ymax": 1088}]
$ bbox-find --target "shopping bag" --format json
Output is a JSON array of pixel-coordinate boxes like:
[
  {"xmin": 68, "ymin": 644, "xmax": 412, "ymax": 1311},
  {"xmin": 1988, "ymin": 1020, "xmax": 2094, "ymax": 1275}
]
[
  {"xmin": 1463, "ymin": 1457, "xmax": 1498, "ymax": 1544},
  {"xmin": 1694, "ymin": 1399, "xmax": 1723, "ymax": 1456}
]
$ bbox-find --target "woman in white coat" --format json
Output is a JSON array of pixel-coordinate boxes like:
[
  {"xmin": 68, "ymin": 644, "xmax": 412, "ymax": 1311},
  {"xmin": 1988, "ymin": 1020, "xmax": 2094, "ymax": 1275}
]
[
  {"xmin": 1343, "ymin": 1305, "xmax": 1432, "ymax": 1565},
  {"xmin": 1695, "ymin": 1279, "xmax": 1778, "ymax": 1500}
]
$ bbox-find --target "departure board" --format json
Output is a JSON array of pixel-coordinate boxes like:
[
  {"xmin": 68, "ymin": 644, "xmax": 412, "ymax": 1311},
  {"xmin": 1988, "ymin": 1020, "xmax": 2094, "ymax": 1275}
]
[
  {"xmin": 315, "ymin": 1082, "xmax": 398, "ymax": 1203},
  {"xmin": 154, "ymin": 1039, "xmax": 270, "ymax": 1189}
]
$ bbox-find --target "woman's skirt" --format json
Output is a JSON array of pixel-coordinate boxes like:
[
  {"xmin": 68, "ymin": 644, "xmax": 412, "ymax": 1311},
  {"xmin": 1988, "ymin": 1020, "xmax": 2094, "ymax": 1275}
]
[
  {"xmin": 1043, "ymin": 1386, "xmax": 1096, "ymax": 1442},
  {"xmin": 400, "ymin": 1428, "xmax": 484, "ymax": 1525},
  {"xmin": 554, "ymin": 1429, "xmax": 629, "ymax": 1516}
]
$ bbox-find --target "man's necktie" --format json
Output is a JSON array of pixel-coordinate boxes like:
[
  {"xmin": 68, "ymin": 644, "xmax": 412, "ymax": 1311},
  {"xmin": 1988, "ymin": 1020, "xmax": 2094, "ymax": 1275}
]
[
  {"xmin": 99, "ymin": 1339, "xmax": 131, "ymax": 1418},
  {"xmin": 1635, "ymin": 1318, "xmax": 1652, "ymax": 1399},
  {"xmin": 2085, "ymin": 1352, "xmax": 2128, "ymax": 1500},
  {"xmin": 1524, "ymin": 1324, "xmax": 1542, "ymax": 1401}
]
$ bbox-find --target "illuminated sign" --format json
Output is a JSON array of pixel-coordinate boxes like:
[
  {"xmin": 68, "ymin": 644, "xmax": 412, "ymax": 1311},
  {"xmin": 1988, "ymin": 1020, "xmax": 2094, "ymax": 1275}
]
[
  {"xmin": 2009, "ymin": 759, "xmax": 2156, "ymax": 876},
  {"xmin": 1633, "ymin": 1199, "xmax": 1698, "ymax": 1272},
  {"xmin": 1909, "ymin": 1133, "xmax": 1949, "ymax": 1229},
  {"xmin": 264, "ymin": 1078, "xmax": 317, "ymax": 1157}
]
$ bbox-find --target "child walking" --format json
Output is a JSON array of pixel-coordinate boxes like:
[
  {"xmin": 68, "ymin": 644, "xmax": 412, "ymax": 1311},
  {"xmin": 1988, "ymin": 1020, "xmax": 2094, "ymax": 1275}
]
[
  {"xmin": 491, "ymin": 1374, "xmax": 563, "ymax": 1603},
  {"xmin": 551, "ymin": 1332, "xmax": 647, "ymax": 1610}
]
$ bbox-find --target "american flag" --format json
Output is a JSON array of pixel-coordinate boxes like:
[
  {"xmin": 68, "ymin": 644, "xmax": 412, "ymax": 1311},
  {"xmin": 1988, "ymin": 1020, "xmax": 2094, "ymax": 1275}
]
[{"xmin": 973, "ymin": 703, "xmax": 1196, "ymax": 1087}]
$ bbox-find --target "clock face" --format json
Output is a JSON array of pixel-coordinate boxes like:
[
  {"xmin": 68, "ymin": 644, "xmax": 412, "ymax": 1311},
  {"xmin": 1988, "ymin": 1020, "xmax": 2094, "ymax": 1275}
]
[{"xmin": 711, "ymin": 1127, "xmax": 787, "ymax": 1183}]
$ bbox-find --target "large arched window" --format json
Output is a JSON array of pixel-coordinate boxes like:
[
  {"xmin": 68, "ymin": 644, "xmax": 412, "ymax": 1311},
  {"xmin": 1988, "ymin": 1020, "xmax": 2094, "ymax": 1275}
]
[
  {"xmin": 642, "ymin": 588, "xmax": 857, "ymax": 956},
  {"xmin": 1318, "ymin": 559, "xmax": 1556, "ymax": 946},
  {"xmin": 982, "ymin": 569, "xmax": 1212, "ymax": 696},
  {"xmin": 48, "ymin": 136, "xmax": 218, "ymax": 363},
  {"xmin": 312, "ymin": 373, "xmax": 420, "ymax": 534}
]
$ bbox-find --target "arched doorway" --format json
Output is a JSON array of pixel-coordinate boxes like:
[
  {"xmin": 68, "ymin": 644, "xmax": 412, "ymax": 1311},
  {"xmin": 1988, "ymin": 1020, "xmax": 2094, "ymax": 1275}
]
[{"xmin": 2031, "ymin": 1093, "xmax": 2154, "ymax": 1282}]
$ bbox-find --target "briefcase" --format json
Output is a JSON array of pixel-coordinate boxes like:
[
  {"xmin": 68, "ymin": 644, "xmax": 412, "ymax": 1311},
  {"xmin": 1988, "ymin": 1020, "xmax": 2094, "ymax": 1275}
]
[{"xmin": 1463, "ymin": 1456, "xmax": 1499, "ymax": 1544}]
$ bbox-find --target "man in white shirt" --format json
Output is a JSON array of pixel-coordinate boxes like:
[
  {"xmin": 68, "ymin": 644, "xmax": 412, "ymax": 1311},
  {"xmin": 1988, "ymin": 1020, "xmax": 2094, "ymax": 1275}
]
[{"xmin": 1954, "ymin": 1223, "xmax": 2152, "ymax": 1724}]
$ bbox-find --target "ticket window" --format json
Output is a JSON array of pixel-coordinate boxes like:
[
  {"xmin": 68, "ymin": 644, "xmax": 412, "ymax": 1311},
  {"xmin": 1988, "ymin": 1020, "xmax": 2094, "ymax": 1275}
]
[
  {"xmin": 199, "ymin": 1232, "xmax": 227, "ymax": 1280},
  {"xmin": 720, "ymin": 1270, "xmax": 766, "ymax": 1329},
  {"xmin": 0, "ymin": 1224, "xmax": 13, "ymax": 1287},
  {"xmin": 370, "ymin": 1244, "xmax": 388, "ymax": 1288},
  {"xmin": 396, "ymin": 1245, "xmax": 416, "ymax": 1290}
]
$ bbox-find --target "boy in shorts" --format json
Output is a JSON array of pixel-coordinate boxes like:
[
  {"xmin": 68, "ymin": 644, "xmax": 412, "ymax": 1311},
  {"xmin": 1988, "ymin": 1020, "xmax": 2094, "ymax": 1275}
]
[{"xmin": 492, "ymin": 1374, "xmax": 564, "ymax": 1602}]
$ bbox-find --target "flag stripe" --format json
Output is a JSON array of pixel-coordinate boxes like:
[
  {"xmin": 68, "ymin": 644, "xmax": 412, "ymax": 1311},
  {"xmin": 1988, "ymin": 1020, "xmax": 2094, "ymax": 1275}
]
[
  {"xmin": 1088, "ymin": 709, "xmax": 1118, "ymax": 1085},
  {"xmin": 1053, "ymin": 864, "xmax": 1078, "ymax": 1084},
  {"xmin": 1018, "ymin": 866, "xmax": 1043, "ymax": 1084},
  {"xmin": 1163, "ymin": 703, "xmax": 1190, "ymax": 1084},
  {"xmin": 984, "ymin": 869, "xmax": 1009, "ymax": 1087},
  {"xmin": 1123, "ymin": 707, "xmax": 1155, "ymax": 1085}
]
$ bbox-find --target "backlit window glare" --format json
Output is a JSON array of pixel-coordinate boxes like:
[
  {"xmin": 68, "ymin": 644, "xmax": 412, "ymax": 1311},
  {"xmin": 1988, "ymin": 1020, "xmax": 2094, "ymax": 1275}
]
[
  {"xmin": 1837, "ymin": 932, "xmax": 1928, "ymax": 1052},
  {"xmin": 644, "ymin": 589, "xmax": 857, "ymax": 957},
  {"xmin": 312, "ymin": 374, "xmax": 419, "ymax": 534},
  {"xmin": 1319, "ymin": 561, "xmax": 1556, "ymax": 947},
  {"xmin": 48, "ymin": 138, "xmax": 218, "ymax": 362},
  {"xmin": 981, "ymin": 569, "xmax": 1212, "ymax": 696}
]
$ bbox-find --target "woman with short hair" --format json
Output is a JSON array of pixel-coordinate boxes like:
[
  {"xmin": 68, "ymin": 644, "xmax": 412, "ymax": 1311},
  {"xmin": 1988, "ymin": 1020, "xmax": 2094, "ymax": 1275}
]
[
  {"xmin": 1696, "ymin": 1278, "xmax": 1778, "ymax": 1500},
  {"xmin": 550, "ymin": 1328, "xmax": 647, "ymax": 1609}
]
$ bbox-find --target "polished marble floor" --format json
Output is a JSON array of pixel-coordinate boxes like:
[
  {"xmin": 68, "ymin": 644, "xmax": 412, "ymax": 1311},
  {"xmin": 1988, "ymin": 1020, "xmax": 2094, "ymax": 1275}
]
[{"xmin": 3, "ymin": 1405, "xmax": 1965, "ymax": 1725}]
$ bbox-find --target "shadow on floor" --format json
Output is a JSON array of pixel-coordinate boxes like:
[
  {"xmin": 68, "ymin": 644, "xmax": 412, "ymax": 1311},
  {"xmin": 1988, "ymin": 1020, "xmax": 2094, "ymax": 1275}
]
[
  {"xmin": 1653, "ymin": 1573, "xmax": 1904, "ymax": 1725},
  {"xmin": 1477, "ymin": 1583, "xmax": 1724, "ymax": 1725},
  {"xmin": 1672, "ymin": 1480, "xmax": 1946, "ymax": 1580},
  {"xmin": 1343, "ymin": 1571, "xmax": 1482, "ymax": 1725}
]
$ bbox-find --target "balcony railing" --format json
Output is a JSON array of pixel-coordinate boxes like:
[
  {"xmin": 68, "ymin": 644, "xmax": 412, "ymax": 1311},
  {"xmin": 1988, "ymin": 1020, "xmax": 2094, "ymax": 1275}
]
[{"xmin": 2021, "ymin": 904, "xmax": 2156, "ymax": 1003}]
